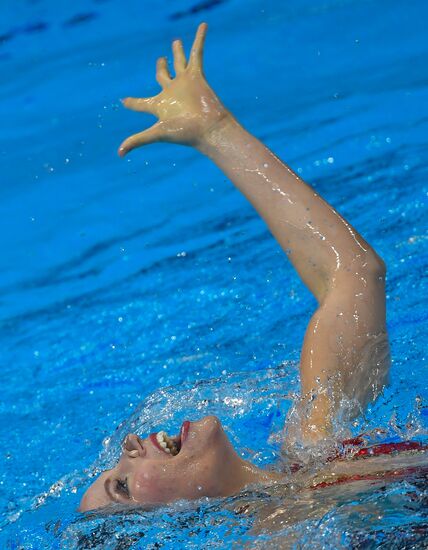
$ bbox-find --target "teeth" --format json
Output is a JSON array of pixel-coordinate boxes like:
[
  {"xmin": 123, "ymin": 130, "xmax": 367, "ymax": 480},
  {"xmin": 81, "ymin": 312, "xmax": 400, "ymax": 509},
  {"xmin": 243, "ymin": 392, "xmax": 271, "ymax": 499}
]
[{"xmin": 156, "ymin": 430, "xmax": 180, "ymax": 456}]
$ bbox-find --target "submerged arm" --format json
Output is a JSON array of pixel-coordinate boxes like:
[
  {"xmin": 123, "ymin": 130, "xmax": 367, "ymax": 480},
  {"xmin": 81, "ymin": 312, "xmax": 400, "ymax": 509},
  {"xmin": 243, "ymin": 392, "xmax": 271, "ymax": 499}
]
[{"xmin": 119, "ymin": 23, "xmax": 389, "ymax": 441}]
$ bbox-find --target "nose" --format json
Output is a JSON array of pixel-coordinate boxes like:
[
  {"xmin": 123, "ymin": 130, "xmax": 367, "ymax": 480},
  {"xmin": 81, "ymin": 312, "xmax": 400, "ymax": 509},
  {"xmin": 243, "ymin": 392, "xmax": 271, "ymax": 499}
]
[{"xmin": 122, "ymin": 433, "xmax": 145, "ymax": 458}]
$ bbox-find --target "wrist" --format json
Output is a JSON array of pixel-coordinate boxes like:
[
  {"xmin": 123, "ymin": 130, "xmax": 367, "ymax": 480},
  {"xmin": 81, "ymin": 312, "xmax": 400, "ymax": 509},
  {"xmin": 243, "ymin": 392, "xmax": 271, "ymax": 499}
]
[{"xmin": 195, "ymin": 111, "xmax": 241, "ymax": 155}]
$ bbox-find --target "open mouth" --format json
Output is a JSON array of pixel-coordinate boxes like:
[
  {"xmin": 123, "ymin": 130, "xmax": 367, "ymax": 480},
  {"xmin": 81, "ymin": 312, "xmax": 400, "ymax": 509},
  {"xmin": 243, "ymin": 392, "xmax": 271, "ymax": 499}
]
[{"xmin": 150, "ymin": 420, "xmax": 190, "ymax": 456}]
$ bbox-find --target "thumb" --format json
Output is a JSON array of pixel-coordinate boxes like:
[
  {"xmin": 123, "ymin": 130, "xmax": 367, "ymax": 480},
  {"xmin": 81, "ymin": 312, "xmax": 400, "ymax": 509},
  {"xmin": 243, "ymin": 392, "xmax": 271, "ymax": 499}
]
[{"xmin": 118, "ymin": 122, "xmax": 163, "ymax": 157}]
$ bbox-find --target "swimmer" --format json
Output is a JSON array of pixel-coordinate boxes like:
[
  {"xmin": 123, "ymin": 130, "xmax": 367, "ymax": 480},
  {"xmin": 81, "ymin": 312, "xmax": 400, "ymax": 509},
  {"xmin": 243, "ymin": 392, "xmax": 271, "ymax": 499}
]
[{"xmin": 79, "ymin": 23, "xmax": 425, "ymax": 512}]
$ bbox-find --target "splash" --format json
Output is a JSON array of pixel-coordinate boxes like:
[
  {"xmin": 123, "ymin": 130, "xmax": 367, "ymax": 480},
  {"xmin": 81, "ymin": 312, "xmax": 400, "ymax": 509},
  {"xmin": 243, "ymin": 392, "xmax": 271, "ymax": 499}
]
[{"xmin": 4, "ymin": 365, "xmax": 427, "ymax": 548}]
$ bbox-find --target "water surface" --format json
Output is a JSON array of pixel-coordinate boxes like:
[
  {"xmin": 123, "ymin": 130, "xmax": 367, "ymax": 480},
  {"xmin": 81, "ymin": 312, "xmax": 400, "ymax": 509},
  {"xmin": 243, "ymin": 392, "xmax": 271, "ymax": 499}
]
[{"xmin": 1, "ymin": 0, "xmax": 427, "ymax": 547}]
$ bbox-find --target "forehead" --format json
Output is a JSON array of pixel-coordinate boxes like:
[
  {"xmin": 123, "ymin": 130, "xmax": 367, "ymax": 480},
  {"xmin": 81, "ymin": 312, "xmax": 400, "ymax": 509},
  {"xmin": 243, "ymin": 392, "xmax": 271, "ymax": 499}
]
[{"xmin": 79, "ymin": 471, "xmax": 112, "ymax": 511}]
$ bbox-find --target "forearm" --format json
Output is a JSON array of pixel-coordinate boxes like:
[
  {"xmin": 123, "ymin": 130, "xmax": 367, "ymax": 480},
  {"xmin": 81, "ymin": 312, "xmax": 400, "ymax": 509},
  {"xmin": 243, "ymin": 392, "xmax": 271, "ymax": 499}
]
[{"xmin": 196, "ymin": 115, "xmax": 382, "ymax": 303}]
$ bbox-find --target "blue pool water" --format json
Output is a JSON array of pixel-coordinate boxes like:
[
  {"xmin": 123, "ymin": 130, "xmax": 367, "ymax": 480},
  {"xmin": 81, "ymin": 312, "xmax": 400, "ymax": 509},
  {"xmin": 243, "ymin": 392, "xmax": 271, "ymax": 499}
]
[{"xmin": 1, "ymin": 0, "xmax": 427, "ymax": 547}]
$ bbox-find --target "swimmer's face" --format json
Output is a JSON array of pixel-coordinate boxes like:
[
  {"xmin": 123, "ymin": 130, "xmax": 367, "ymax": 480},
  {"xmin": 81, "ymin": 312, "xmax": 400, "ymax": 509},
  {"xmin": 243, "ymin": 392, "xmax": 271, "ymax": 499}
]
[{"xmin": 79, "ymin": 416, "xmax": 255, "ymax": 511}]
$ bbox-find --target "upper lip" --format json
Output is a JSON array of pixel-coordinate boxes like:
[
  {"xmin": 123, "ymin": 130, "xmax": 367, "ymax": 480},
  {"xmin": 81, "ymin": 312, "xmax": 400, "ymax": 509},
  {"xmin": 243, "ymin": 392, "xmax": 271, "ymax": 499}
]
[{"xmin": 150, "ymin": 432, "xmax": 169, "ymax": 454}]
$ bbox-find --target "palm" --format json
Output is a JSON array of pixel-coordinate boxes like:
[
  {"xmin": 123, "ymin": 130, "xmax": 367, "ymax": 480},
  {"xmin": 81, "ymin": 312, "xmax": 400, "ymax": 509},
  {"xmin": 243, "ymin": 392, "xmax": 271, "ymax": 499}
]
[{"xmin": 119, "ymin": 23, "xmax": 227, "ymax": 156}]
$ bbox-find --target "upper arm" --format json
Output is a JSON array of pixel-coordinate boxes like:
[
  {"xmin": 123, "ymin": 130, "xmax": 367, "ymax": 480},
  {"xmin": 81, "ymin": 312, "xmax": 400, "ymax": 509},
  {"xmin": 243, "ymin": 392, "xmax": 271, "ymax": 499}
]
[{"xmin": 298, "ymin": 264, "xmax": 389, "ymax": 440}]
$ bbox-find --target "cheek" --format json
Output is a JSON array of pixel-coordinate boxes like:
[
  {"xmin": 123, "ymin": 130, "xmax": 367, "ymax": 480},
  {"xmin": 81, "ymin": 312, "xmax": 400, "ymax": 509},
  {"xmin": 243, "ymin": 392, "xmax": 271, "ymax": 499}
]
[
  {"xmin": 132, "ymin": 464, "xmax": 178, "ymax": 503},
  {"xmin": 130, "ymin": 455, "xmax": 224, "ymax": 504}
]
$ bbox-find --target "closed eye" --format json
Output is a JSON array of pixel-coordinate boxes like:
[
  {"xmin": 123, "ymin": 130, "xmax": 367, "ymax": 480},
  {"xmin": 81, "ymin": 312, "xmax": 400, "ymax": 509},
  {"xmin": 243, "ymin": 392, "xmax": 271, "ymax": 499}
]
[
  {"xmin": 115, "ymin": 477, "xmax": 130, "ymax": 499},
  {"xmin": 104, "ymin": 477, "xmax": 131, "ymax": 503}
]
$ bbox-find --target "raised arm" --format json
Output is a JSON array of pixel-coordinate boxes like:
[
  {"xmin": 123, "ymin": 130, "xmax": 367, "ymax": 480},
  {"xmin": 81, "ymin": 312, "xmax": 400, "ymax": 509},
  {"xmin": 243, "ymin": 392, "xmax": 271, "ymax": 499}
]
[{"xmin": 119, "ymin": 24, "xmax": 390, "ymax": 441}]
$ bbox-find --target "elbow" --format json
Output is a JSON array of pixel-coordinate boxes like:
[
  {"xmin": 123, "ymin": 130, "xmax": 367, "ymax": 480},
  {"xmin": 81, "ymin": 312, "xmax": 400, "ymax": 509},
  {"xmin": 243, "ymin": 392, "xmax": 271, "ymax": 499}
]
[
  {"xmin": 366, "ymin": 251, "xmax": 386, "ymax": 279},
  {"xmin": 318, "ymin": 250, "xmax": 386, "ymax": 304},
  {"xmin": 331, "ymin": 250, "xmax": 386, "ymax": 293}
]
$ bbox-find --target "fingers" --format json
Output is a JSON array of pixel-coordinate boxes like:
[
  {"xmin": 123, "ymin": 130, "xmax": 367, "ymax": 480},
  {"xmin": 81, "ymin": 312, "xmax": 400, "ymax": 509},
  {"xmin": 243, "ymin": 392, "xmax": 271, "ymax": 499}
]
[
  {"xmin": 118, "ymin": 122, "xmax": 163, "ymax": 157},
  {"xmin": 121, "ymin": 96, "xmax": 155, "ymax": 113},
  {"xmin": 156, "ymin": 57, "xmax": 172, "ymax": 88},
  {"xmin": 189, "ymin": 22, "xmax": 208, "ymax": 72},
  {"xmin": 172, "ymin": 39, "xmax": 186, "ymax": 75}
]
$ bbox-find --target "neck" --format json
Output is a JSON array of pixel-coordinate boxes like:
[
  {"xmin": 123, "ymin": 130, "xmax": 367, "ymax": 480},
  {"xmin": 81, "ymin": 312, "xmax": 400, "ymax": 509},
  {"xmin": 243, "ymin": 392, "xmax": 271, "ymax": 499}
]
[{"xmin": 232, "ymin": 458, "xmax": 282, "ymax": 493}]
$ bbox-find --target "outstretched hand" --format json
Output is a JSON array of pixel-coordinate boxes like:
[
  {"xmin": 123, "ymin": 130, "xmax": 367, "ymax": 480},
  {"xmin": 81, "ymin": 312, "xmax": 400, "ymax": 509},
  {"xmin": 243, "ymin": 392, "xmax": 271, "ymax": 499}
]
[{"xmin": 118, "ymin": 23, "xmax": 229, "ymax": 157}]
